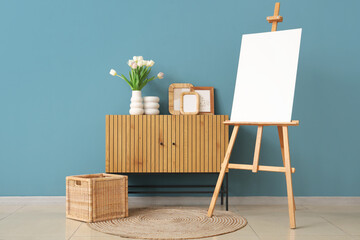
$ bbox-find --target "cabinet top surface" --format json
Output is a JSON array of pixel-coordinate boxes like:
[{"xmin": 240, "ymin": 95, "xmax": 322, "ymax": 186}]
[{"xmin": 106, "ymin": 114, "xmax": 228, "ymax": 116}]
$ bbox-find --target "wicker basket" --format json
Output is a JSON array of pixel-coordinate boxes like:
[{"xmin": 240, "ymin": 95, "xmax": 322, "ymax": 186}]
[{"xmin": 66, "ymin": 173, "xmax": 128, "ymax": 222}]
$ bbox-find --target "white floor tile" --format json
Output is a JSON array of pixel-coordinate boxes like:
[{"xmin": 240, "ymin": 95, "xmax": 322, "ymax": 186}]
[
  {"xmin": 0, "ymin": 203, "xmax": 358, "ymax": 240},
  {"xmin": 0, "ymin": 205, "xmax": 81, "ymax": 239},
  {"xmin": 0, "ymin": 205, "xmax": 23, "ymax": 220}
]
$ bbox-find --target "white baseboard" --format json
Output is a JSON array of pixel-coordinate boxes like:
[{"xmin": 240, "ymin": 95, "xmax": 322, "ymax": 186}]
[{"xmin": 1, "ymin": 196, "xmax": 359, "ymax": 205}]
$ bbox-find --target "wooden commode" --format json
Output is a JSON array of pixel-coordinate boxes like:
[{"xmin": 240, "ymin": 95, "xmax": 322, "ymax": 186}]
[{"xmin": 106, "ymin": 115, "xmax": 229, "ymax": 173}]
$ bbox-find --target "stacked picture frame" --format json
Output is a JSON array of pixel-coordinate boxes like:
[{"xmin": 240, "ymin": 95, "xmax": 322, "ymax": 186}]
[{"xmin": 168, "ymin": 83, "xmax": 214, "ymax": 115}]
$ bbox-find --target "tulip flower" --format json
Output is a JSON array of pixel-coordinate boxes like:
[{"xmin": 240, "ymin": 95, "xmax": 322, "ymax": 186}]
[
  {"xmin": 147, "ymin": 60, "xmax": 155, "ymax": 67},
  {"xmin": 128, "ymin": 60, "xmax": 134, "ymax": 67},
  {"xmin": 109, "ymin": 69, "xmax": 117, "ymax": 76},
  {"xmin": 137, "ymin": 60, "xmax": 144, "ymax": 67},
  {"xmin": 131, "ymin": 62, "xmax": 138, "ymax": 69},
  {"xmin": 133, "ymin": 56, "xmax": 143, "ymax": 62},
  {"xmin": 157, "ymin": 72, "xmax": 164, "ymax": 79},
  {"xmin": 110, "ymin": 56, "xmax": 164, "ymax": 90}
]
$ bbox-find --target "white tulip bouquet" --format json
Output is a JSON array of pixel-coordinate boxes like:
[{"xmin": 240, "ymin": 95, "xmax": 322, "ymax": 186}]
[{"xmin": 110, "ymin": 56, "xmax": 164, "ymax": 90}]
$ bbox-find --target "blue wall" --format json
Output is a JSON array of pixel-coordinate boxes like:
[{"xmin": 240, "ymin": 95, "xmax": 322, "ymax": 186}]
[{"xmin": 1, "ymin": 0, "xmax": 359, "ymax": 196}]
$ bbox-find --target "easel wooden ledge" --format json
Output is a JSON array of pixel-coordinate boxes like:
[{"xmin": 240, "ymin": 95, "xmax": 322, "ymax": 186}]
[{"xmin": 207, "ymin": 3, "xmax": 298, "ymax": 229}]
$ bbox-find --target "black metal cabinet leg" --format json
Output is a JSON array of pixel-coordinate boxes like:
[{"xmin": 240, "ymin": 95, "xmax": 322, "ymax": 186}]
[
  {"xmin": 226, "ymin": 172, "xmax": 229, "ymax": 211},
  {"xmin": 221, "ymin": 182, "xmax": 224, "ymax": 205}
]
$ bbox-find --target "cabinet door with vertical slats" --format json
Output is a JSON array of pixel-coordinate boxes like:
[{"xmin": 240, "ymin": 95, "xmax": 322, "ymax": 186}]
[
  {"xmin": 159, "ymin": 115, "xmax": 164, "ymax": 172},
  {"xmin": 106, "ymin": 115, "xmax": 229, "ymax": 173},
  {"xmin": 138, "ymin": 116, "xmax": 143, "ymax": 172}
]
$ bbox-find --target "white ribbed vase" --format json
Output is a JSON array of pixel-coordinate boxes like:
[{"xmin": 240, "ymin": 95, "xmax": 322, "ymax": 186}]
[
  {"xmin": 144, "ymin": 96, "xmax": 160, "ymax": 115},
  {"xmin": 129, "ymin": 90, "xmax": 144, "ymax": 115}
]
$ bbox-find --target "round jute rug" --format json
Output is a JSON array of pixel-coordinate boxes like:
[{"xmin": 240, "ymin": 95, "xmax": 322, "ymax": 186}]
[{"xmin": 88, "ymin": 207, "xmax": 247, "ymax": 239}]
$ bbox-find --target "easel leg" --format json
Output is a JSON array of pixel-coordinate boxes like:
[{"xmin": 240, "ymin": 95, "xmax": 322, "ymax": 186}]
[
  {"xmin": 208, "ymin": 126, "xmax": 239, "ymax": 217},
  {"xmin": 252, "ymin": 126, "xmax": 263, "ymax": 172},
  {"xmin": 278, "ymin": 126, "xmax": 296, "ymax": 211},
  {"xmin": 282, "ymin": 126, "xmax": 296, "ymax": 229},
  {"xmin": 277, "ymin": 126, "xmax": 285, "ymax": 166}
]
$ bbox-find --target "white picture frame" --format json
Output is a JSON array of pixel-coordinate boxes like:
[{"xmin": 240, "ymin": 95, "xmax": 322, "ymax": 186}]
[{"xmin": 180, "ymin": 92, "xmax": 200, "ymax": 115}]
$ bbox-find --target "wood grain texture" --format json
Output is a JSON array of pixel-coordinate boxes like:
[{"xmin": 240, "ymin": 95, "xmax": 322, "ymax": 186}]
[
  {"xmin": 267, "ymin": 2, "xmax": 282, "ymax": 32},
  {"xmin": 220, "ymin": 115, "xmax": 225, "ymax": 172},
  {"xmin": 155, "ymin": 116, "xmax": 159, "ymax": 172},
  {"xmin": 109, "ymin": 115, "xmax": 114, "ymax": 173},
  {"xmin": 224, "ymin": 115, "xmax": 229, "ymax": 173},
  {"xmin": 117, "ymin": 116, "xmax": 122, "ymax": 172},
  {"xmin": 278, "ymin": 126, "xmax": 285, "ymax": 166},
  {"xmin": 228, "ymin": 163, "xmax": 295, "ymax": 173},
  {"xmin": 130, "ymin": 116, "xmax": 135, "ymax": 172},
  {"xmin": 139, "ymin": 116, "xmax": 143, "ymax": 173},
  {"xmin": 196, "ymin": 116, "xmax": 201, "ymax": 172},
  {"xmin": 192, "ymin": 116, "xmax": 196, "ymax": 172},
  {"xmin": 114, "ymin": 115, "xmax": 118, "ymax": 173},
  {"xmin": 167, "ymin": 115, "xmax": 172, "ymax": 172},
  {"xmin": 252, "ymin": 126, "xmax": 263, "ymax": 173},
  {"xmin": 142, "ymin": 116, "xmax": 147, "ymax": 172},
  {"xmin": 121, "ymin": 116, "xmax": 126, "ymax": 172},
  {"xmin": 171, "ymin": 115, "xmax": 176, "ymax": 173},
  {"xmin": 179, "ymin": 115, "xmax": 184, "ymax": 172},
  {"xmin": 224, "ymin": 120, "xmax": 299, "ymax": 126},
  {"xmin": 200, "ymin": 115, "xmax": 205, "ymax": 172},
  {"xmin": 188, "ymin": 116, "xmax": 192, "ymax": 172},
  {"xmin": 204, "ymin": 115, "xmax": 209, "ymax": 172},
  {"xmin": 106, "ymin": 115, "xmax": 229, "ymax": 173},
  {"xmin": 146, "ymin": 116, "xmax": 151, "ymax": 172},
  {"xmin": 134, "ymin": 116, "xmax": 139, "ymax": 172},
  {"xmin": 105, "ymin": 115, "xmax": 110, "ymax": 172},
  {"xmin": 209, "ymin": 115, "xmax": 213, "ymax": 172},
  {"xmin": 282, "ymin": 126, "xmax": 296, "ymax": 228},
  {"xmin": 213, "ymin": 116, "xmax": 217, "ymax": 172},
  {"xmin": 184, "ymin": 116, "xmax": 188, "ymax": 172},
  {"xmin": 176, "ymin": 116, "xmax": 180, "ymax": 172},
  {"xmin": 216, "ymin": 116, "xmax": 221, "ymax": 172},
  {"xmin": 126, "ymin": 116, "xmax": 130, "ymax": 172},
  {"xmin": 164, "ymin": 115, "xmax": 168, "ymax": 172},
  {"xmin": 151, "ymin": 115, "xmax": 155, "ymax": 172},
  {"xmin": 159, "ymin": 115, "xmax": 164, "ymax": 172}
]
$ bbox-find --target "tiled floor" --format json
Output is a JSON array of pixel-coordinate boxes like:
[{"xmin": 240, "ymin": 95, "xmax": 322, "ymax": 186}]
[{"xmin": 0, "ymin": 201, "xmax": 359, "ymax": 240}]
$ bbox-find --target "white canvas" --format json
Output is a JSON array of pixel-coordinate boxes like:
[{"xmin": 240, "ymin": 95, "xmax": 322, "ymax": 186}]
[{"xmin": 230, "ymin": 29, "xmax": 302, "ymax": 122}]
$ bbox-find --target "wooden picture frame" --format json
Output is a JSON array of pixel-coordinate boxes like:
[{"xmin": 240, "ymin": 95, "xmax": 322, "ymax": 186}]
[
  {"xmin": 180, "ymin": 92, "xmax": 200, "ymax": 115},
  {"xmin": 190, "ymin": 87, "xmax": 214, "ymax": 115},
  {"xmin": 168, "ymin": 83, "xmax": 193, "ymax": 115}
]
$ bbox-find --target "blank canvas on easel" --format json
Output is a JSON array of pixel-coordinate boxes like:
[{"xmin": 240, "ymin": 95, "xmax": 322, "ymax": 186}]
[{"xmin": 231, "ymin": 29, "xmax": 302, "ymax": 122}]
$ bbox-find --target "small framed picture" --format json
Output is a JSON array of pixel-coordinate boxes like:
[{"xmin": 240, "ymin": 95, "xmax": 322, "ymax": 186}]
[
  {"xmin": 190, "ymin": 87, "xmax": 214, "ymax": 115},
  {"xmin": 168, "ymin": 83, "xmax": 193, "ymax": 115},
  {"xmin": 180, "ymin": 92, "xmax": 200, "ymax": 115}
]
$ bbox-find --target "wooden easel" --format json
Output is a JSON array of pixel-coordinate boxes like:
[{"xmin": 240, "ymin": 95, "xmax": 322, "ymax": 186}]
[{"xmin": 207, "ymin": 3, "xmax": 298, "ymax": 229}]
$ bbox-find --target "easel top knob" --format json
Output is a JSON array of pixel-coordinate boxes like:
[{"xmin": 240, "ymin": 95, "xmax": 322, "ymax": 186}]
[{"xmin": 267, "ymin": 2, "xmax": 283, "ymax": 31}]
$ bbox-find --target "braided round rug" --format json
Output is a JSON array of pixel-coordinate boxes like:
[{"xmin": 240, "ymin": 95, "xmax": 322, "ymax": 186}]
[{"xmin": 87, "ymin": 207, "xmax": 247, "ymax": 239}]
